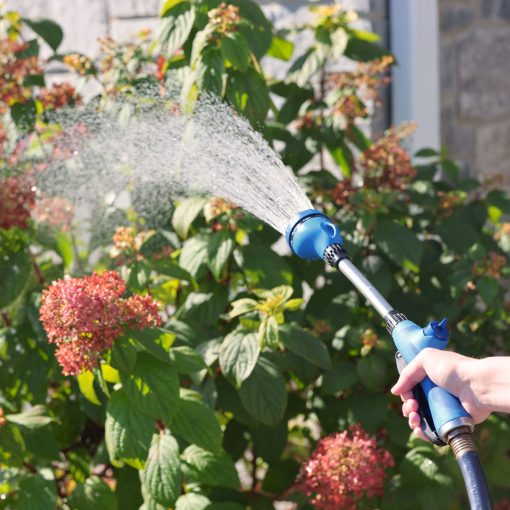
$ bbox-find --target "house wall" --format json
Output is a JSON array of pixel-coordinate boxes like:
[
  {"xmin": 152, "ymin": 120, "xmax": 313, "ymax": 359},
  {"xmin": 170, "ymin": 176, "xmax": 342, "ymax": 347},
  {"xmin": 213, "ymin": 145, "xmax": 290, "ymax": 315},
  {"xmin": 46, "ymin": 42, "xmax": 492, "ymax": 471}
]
[{"xmin": 439, "ymin": 0, "xmax": 510, "ymax": 182}]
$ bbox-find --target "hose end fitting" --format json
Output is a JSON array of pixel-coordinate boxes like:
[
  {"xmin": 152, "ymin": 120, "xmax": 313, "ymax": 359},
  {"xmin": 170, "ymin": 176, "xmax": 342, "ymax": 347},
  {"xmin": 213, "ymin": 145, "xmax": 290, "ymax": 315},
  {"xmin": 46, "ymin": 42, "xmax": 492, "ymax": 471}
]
[{"xmin": 447, "ymin": 426, "xmax": 477, "ymax": 459}]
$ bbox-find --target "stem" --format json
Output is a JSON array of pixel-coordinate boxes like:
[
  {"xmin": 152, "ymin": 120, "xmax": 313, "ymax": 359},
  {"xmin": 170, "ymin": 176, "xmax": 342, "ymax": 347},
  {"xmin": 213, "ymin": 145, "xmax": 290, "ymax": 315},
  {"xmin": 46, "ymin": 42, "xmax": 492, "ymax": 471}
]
[
  {"xmin": 319, "ymin": 64, "xmax": 327, "ymax": 170},
  {"xmin": 70, "ymin": 231, "xmax": 84, "ymax": 274},
  {"xmin": 1, "ymin": 312, "xmax": 12, "ymax": 328},
  {"xmin": 31, "ymin": 254, "xmax": 45, "ymax": 284},
  {"xmin": 251, "ymin": 450, "xmax": 258, "ymax": 491},
  {"xmin": 23, "ymin": 461, "xmax": 37, "ymax": 474}
]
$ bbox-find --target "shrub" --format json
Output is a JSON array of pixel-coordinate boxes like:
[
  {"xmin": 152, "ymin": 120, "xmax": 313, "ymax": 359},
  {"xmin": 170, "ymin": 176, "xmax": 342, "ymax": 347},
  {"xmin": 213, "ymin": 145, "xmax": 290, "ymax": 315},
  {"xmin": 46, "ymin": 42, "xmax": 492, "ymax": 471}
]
[{"xmin": 1, "ymin": 3, "xmax": 510, "ymax": 509}]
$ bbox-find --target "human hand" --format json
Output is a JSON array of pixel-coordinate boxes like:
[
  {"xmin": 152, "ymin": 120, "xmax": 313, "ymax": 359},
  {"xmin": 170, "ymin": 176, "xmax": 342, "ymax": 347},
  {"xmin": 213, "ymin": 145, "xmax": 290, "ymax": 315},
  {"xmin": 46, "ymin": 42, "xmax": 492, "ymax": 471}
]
[{"xmin": 391, "ymin": 348, "xmax": 492, "ymax": 441}]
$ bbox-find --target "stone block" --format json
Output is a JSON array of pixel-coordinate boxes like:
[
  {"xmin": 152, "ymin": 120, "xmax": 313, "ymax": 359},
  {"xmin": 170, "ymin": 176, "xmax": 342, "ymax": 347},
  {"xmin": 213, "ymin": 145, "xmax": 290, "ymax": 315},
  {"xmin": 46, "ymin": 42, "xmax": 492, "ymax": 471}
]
[
  {"xmin": 440, "ymin": 4, "xmax": 475, "ymax": 33},
  {"xmin": 458, "ymin": 27, "xmax": 510, "ymax": 119},
  {"xmin": 5, "ymin": 0, "xmax": 108, "ymax": 56},
  {"xmin": 107, "ymin": 0, "xmax": 160, "ymax": 19},
  {"xmin": 475, "ymin": 121, "xmax": 510, "ymax": 176}
]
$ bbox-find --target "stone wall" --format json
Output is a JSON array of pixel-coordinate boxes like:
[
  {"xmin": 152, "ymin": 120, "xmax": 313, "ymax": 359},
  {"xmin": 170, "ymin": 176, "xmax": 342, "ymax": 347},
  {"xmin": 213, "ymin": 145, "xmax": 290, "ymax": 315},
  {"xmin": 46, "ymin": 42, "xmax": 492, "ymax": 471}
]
[{"xmin": 439, "ymin": 0, "xmax": 510, "ymax": 182}]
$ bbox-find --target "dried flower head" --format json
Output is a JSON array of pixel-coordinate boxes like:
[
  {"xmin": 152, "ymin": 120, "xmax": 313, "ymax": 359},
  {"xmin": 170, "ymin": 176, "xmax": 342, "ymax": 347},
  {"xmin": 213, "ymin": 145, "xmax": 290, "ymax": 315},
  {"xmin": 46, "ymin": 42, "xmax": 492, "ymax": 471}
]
[
  {"xmin": 39, "ymin": 83, "xmax": 81, "ymax": 110},
  {"xmin": 208, "ymin": 3, "xmax": 241, "ymax": 33},
  {"xmin": 40, "ymin": 271, "xmax": 161, "ymax": 375},
  {"xmin": 63, "ymin": 53, "xmax": 94, "ymax": 75},
  {"xmin": 360, "ymin": 123, "xmax": 416, "ymax": 191},
  {"xmin": 0, "ymin": 174, "xmax": 36, "ymax": 230},
  {"xmin": 294, "ymin": 424, "xmax": 394, "ymax": 510},
  {"xmin": 0, "ymin": 39, "xmax": 42, "ymax": 110}
]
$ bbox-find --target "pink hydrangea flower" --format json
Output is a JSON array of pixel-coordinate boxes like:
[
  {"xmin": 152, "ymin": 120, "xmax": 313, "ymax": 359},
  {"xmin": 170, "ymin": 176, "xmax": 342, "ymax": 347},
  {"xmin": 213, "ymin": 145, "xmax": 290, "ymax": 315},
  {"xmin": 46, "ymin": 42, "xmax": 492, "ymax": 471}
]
[
  {"xmin": 294, "ymin": 424, "xmax": 394, "ymax": 510},
  {"xmin": 40, "ymin": 271, "xmax": 161, "ymax": 375}
]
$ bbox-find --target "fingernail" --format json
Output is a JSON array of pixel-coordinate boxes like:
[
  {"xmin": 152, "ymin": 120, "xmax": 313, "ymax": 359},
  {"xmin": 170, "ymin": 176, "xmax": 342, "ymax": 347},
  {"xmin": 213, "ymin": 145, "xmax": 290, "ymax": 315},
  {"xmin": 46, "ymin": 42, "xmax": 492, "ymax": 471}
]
[{"xmin": 390, "ymin": 385, "xmax": 398, "ymax": 394}]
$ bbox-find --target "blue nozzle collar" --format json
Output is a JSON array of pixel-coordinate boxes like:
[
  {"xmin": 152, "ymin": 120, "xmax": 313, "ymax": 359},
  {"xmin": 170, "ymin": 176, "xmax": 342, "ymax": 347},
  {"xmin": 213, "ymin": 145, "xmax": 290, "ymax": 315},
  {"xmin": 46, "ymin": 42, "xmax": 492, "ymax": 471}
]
[{"xmin": 285, "ymin": 209, "xmax": 344, "ymax": 261}]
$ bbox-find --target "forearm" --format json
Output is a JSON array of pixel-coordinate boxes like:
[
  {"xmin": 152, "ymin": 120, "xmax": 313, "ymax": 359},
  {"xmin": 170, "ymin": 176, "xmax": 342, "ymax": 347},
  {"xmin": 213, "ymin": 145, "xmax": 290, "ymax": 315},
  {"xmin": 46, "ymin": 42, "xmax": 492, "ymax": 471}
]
[{"xmin": 468, "ymin": 357, "xmax": 510, "ymax": 414}]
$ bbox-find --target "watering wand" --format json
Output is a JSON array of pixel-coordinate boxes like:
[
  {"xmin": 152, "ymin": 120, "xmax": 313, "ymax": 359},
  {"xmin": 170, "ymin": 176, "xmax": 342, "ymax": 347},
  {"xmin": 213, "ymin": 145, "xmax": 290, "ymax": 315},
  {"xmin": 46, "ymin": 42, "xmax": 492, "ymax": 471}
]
[{"xmin": 285, "ymin": 209, "xmax": 492, "ymax": 510}]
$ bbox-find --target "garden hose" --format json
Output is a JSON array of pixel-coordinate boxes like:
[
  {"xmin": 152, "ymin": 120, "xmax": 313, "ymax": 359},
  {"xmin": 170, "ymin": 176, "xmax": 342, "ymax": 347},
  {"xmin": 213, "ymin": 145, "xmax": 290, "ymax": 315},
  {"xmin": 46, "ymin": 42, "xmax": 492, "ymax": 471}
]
[{"xmin": 285, "ymin": 209, "xmax": 492, "ymax": 509}]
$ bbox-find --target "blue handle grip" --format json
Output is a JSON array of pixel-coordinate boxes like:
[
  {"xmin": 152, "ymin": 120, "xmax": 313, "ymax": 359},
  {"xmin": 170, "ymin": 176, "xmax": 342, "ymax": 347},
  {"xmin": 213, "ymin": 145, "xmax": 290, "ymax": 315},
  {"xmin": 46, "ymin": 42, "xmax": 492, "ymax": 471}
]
[{"xmin": 392, "ymin": 319, "xmax": 471, "ymax": 437}]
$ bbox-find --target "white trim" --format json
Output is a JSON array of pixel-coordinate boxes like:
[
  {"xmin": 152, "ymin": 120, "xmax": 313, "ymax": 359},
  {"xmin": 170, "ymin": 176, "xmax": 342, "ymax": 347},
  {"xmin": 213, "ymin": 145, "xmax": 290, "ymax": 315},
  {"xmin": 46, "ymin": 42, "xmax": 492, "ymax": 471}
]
[{"xmin": 390, "ymin": 0, "xmax": 440, "ymax": 152}]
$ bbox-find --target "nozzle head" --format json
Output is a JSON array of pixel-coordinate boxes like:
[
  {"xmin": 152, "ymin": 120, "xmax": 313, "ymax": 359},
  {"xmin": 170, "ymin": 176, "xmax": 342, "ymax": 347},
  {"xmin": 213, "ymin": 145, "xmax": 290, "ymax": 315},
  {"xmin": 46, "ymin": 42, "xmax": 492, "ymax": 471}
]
[{"xmin": 285, "ymin": 209, "xmax": 343, "ymax": 260}]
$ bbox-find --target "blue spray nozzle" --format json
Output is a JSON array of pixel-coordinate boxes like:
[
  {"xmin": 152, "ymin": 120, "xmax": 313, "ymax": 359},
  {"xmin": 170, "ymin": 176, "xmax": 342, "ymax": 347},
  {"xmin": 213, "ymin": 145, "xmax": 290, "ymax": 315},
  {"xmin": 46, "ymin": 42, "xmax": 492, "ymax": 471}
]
[{"xmin": 285, "ymin": 209, "xmax": 343, "ymax": 260}]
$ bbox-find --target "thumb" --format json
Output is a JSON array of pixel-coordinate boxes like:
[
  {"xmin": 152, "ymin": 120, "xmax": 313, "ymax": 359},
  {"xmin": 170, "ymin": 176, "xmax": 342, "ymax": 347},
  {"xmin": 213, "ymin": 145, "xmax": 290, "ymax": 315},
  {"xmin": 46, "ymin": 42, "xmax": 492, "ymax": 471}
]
[{"xmin": 391, "ymin": 349, "xmax": 433, "ymax": 396}]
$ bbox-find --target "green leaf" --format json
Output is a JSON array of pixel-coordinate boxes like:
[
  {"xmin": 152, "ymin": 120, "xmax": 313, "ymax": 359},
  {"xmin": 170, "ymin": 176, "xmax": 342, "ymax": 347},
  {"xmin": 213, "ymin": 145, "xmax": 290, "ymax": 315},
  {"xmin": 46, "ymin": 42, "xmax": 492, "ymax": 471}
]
[
  {"xmin": 207, "ymin": 230, "xmax": 234, "ymax": 280},
  {"xmin": 130, "ymin": 327, "xmax": 175, "ymax": 364},
  {"xmin": 286, "ymin": 48, "xmax": 325, "ymax": 87},
  {"xmin": 179, "ymin": 234, "xmax": 209, "ymax": 278},
  {"xmin": 219, "ymin": 328, "xmax": 260, "ymax": 387},
  {"xmin": 0, "ymin": 244, "xmax": 32, "ymax": 309},
  {"xmin": 23, "ymin": 73, "xmax": 45, "ymax": 87},
  {"xmin": 226, "ymin": 298, "xmax": 258, "ymax": 319},
  {"xmin": 121, "ymin": 352, "xmax": 180, "ymax": 421},
  {"xmin": 160, "ymin": 0, "xmax": 185, "ymax": 16},
  {"xmin": 344, "ymin": 36, "xmax": 389, "ymax": 62},
  {"xmin": 54, "ymin": 231, "xmax": 73, "ymax": 268},
  {"xmin": 262, "ymin": 458, "xmax": 300, "ymax": 494},
  {"xmin": 177, "ymin": 290, "xmax": 228, "ymax": 327},
  {"xmin": 110, "ymin": 335, "xmax": 138, "ymax": 373},
  {"xmin": 141, "ymin": 431, "xmax": 181, "ymax": 507},
  {"xmin": 321, "ymin": 362, "xmax": 358, "ymax": 395},
  {"xmin": 0, "ymin": 422, "xmax": 25, "ymax": 467},
  {"xmin": 258, "ymin": 315, "xmax": 279, "ymax": 349},
  {"xmin": 477, "ymin": 277, "xmax": 500, "ymax": 306},
  {"xmin": 171, "ymin": 389, "xmax": 223, "ymax": 454},
  {"xmin": 11, "ymin": 99, "xmax": 37, "ymax": 132},
  {"xmin": 77, "ymin": 371, "xmax": 101, "ymax": 406},
  {"xmin": 226, "ymin": 68, "xmax": 270, "ymax": 123},
  {"xmin": 267, "ymin": 35, "xmax": 294, "ymax": 61},
  {"xmin": 105, "ymin": 390, "xmax": 154, "ymax": 470},
  {"xmin": 238, "ymin": 243, "xmax": 292, "ymax": 287},
  {"xmin": 280, "ymin": 324, "xmax": 331, "ymax": 370},
  {"xmin": 229, "ymin": 0, "xmax": 272, "ymax": 59},
  {"xmin": 116, "ymin": 467, "xmax": 143, "ymax": 510},
  {"xmin": 23, "ymin": 18, "xmax": 63, "ymax": 51},
  {"xmin": 239, "ymin": 357, "xmax": 286, "ymax": 426},
  {"xmin": 6, "ymin": 405, "xmax": 52, "ymax": 428},
  {"xmin": 172, "ymin": 197, "xmax": 207, "ymax": 239},
  {"xmin": 18, "ymin": 474, "xmax": 57, "ymax": 510},
  {"xmin": 374, "ymin": 220, "xmax": 423, "ymax": 271},
  {"xmin": 168, "ymin": 346, "xmax": 206, "ymax": 373},
  {"xmin": 175, "ymin": 493, "xmax": 211, "ymax": 510},
  {"xmin": 181, "ymin": 445, "xmax": 240, "ymax": 488},
  {"xmin": 158, "ymin": 3, "xmax": 195, "ymax": 57},
  {"xmin": 221, "ymin": 32, "xmax": 251, "ymax": 71},
  {"xmin": 437, "ymin": 208, "xmax": 480, "ymax": 254},
  {"xmin": 356, "ymin": 355, "xmax": 387, "ymax": 391},
  {"xmin": 196, "ymin": 48, "xmax": 225, "ymax": 96},
  {"xmin": 68, "ymin": 476, "xmax": 117, "ymax": 510}
]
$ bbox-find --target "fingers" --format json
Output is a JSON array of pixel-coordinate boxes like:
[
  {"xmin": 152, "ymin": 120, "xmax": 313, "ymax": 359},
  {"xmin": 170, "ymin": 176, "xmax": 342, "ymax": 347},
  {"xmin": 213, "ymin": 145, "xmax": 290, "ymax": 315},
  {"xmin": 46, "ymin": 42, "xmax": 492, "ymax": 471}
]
[
  {"xmin": 391, "ymin": 350, "xmax": 433, "ymax": 396},
  {"xmin": 408, "ymin": 410, "xmax": 421, "ymax": 429},
  {"xmin": 413, "ymin": 427, "xmax": 429, "ymax": 442},
  {"xmin": 402, "ymin": 399, "xmax": 419, "ymax": 417}
]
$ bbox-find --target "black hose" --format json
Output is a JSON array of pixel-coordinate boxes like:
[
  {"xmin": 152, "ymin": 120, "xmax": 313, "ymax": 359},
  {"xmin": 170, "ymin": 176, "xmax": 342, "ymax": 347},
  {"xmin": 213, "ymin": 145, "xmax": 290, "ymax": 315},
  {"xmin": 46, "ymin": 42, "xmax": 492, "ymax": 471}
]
[
  {"xmin": 448, "ymin": 428, "xmax": 491, "ymax": 510},
  {"xmin": 457, "ymin": 451, "xmax": 491, "ymax": 510}
]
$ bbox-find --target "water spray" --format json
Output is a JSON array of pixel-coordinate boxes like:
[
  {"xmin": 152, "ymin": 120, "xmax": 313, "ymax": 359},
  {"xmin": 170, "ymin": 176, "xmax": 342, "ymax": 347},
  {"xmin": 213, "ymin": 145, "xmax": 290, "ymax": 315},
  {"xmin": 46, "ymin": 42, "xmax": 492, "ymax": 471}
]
[{"xmin": 286, "ymin": 209, "xmax": 491, "ymax": 509}]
